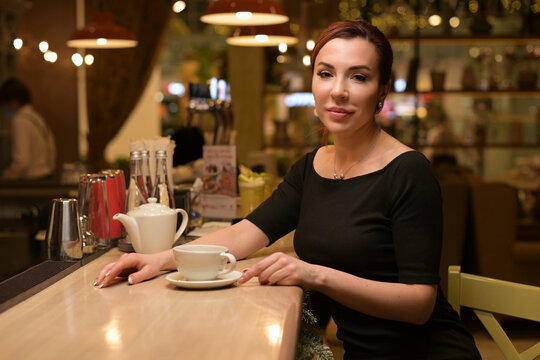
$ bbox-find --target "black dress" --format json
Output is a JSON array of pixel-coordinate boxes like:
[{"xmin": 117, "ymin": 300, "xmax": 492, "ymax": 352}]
[{"xmin": 247, "ymin": 149, "xmax": 481, "ymax": 360}]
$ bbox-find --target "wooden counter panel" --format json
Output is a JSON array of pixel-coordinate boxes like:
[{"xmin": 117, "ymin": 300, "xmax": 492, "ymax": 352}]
[{"xmin": 0, "ymin": 249, "xmax": 303, "ymax": 360}]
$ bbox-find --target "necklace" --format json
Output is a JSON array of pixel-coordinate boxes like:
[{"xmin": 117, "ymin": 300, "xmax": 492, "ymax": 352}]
[{"xmin": 333, "ymin": 128, "xmax": 381, "ymax": 180}]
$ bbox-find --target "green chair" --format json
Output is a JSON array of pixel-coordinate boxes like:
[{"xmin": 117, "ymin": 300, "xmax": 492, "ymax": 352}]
[{"xmin": 448, "ymin": 265, "xmax": 540, "ymax": 360}]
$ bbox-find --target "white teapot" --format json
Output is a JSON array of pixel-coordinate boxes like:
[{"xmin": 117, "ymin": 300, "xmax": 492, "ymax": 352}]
[{"xmin": 113, "ymin": 198, "xmax": 188, "ymax": 254}]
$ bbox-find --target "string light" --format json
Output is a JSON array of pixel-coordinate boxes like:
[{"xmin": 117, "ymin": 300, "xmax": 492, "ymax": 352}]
[
  {"xmin": 302, "ymin": 55, "xmax": 311, "ymax": 67},
  {"xmin": 428, "ymin": 15, "xmax": 442, "ymax": 27},
  {"xmin": 13, "ymin": 38, "xmax": 23, "ymax": 50},
  {"xmin": 172, "ymin": 1, "xmax": 186, "ymax": 13},
  {"xmin": 39, "ymin": 41, "xmax": 49, "ymax": 53},
  {"xmin": 84, "ymin": 54, "xmax": 95, "ymax": 65},
  {"xmin": 44, "ymin": 51, "xmax": 57, "ymax": 63},
  {"xmin": 449, "ymin": 17, "xmax": 460, "ymax": 28},
  {"xmin": 10, "ymin": 36, "xmax": 97, "ymax": 67},
  {"xmin": 72, "ymin": 53, "xmax": 84, "ymax": 66}
]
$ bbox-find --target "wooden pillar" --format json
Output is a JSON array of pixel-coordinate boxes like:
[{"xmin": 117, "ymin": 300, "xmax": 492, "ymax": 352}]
[{"xmin": 227, "ymin": 46, "xmax": 265, "ymax": 165}]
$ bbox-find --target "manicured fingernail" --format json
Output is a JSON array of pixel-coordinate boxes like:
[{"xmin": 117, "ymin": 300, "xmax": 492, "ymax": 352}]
[
  {"xmin": 128, "ymin": 277, "xmax": 133, "ymax": 285},
  {"xmin": 93, "ymin": 280, "xmax": 98, "ymax": 286},
  {"xmin": 105, "ymin": 272, "xmax": 110, "ymax": 277},
  {"xmin": 98, "ymin": 284, "xmax": 104, "ymax": 289}
]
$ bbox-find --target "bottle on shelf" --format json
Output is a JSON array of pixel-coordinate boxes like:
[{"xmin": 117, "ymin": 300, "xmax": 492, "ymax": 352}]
[{"xmin": 152, "ymin": 150, "xmax": 175, "ymax": 208}]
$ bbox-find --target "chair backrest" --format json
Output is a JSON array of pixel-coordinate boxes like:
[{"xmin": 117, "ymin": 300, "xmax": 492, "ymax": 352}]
[
  {"xmin": 448, "ymin": 265, "xmax": 540, "ymax": 360},
  {"xmin": 470, "ymin": 182, "xmax": 517, "ymax": 281}
]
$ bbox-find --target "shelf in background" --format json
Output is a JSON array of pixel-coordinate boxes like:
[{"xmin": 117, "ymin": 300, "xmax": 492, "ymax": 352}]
[
  {"xmin": 417, "ymin": 143, "xmax": 540, "ymax": 149},
  {"xmin": 390, "ymin": 90, "xmax": 539, "ymax": 97},
  {"xmin": 267, "ymin": 90, "xmax": 540, "ymax": 97},
  {"xmin": 389, "ymin": 36, "xmax": 540, "ymax": 45}
]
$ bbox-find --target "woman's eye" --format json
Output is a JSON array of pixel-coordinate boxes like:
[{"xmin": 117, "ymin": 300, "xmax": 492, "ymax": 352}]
[
  {"xmin": 353, "ymin": 74, "xmax": 367, "ymax": 82},
  {"xmin": 317, "ymin": 71, "xmax": 332, "ymax": 78}
]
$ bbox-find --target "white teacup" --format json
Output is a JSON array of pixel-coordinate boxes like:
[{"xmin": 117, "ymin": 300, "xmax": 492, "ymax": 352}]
[{"xmin": 173, "ymin": 245, "xmax": 236, "ymax": 281}]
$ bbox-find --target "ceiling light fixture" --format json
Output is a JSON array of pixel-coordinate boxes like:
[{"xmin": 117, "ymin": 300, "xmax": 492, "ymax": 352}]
[
  {"xmin": 67, "ymin": 12, "xmax": 137, "ymax": 49},
  {"xmin": 201, "ymin": 0, "xmax": 289, "ymax": 26},
  {"xmin": 226, "ymin": 24, "xmax": 297, "ymax": 47}
]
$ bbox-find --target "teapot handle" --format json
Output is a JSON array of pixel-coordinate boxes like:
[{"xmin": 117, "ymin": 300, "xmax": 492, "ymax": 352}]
[{"xmin": 174, "ymin": 208, "xmax": 189, "ymax": 241}]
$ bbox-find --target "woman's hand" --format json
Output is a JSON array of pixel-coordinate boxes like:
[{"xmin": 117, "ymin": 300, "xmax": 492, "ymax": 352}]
[
  {"xmin": 94, "ymin": 251, "xmax": 172, "ymax": 288},
  {"xmin": 237, "ymin": 252, "xmax": 319, "ymax": 288}
]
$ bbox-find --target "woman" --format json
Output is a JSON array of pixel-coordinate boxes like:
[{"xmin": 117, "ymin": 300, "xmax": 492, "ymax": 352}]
[{"xmin": 95, "ymin": 20, "xmax": 481, "ymax": 359}]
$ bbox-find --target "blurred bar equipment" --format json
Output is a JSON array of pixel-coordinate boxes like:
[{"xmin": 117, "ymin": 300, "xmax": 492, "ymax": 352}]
[
  {"xmin": 89, "ymin": 174, "xmax": 110, "ymax": 249},
  {"xmin": 209, "ymin": 78, "xmax": 234, "ymax": 145},
  {"xmin": 78, "ymin": 174, "xmax": 97, "ymax": 254},
  {"xmin": 101, "ymin": 170, "xmax": 123, "ymax": 246},
  {"xmin": 113, "ymin": 169, "xmax": 127, "ymax": 213},
  {"xmin": 46, "ymin": 198, "xmax": 83, "ymax": 261},
  {"xmin": 187, "ymin": 82, "xmax": 210, "ymax": 129},
  {"xmin": 187, "ymin": 80, "xmax": 234, "ymax": 145}
]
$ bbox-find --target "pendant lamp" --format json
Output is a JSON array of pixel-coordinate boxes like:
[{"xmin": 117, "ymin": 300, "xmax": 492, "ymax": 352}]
[
  {"xmin": 226, "ymin": 24, "xmax": 297, "ymax": 47},
  {"xmin": 201, "ymin": 0, "xmax": 288, "ymax": 26},
  {"xmin": 67, "ymin": 12, "xmax": 137, "ymax": 49}
]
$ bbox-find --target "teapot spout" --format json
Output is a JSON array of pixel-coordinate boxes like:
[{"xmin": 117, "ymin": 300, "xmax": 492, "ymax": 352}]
[{"xmin": 113, "ymin": 213, "xmax": 140, "ymax": 251}]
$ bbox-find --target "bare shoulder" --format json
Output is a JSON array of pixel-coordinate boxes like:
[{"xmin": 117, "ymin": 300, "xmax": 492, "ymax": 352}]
[{"xmin": 378, "ymin": 131, "xmax": 415, "ymax": 167}]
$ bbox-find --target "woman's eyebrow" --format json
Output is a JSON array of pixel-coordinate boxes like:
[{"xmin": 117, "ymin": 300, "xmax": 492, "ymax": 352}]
[
  {"xmin": 316, "ymin": 61, "xmax": 334, "ymax": 69},
  {"xmin": 349, "ymin": 65, "xmax": 372, "ymax": 71},
  {"xmin": 316, "ymin": 62, "xmax": 372, "ymax": 72}
]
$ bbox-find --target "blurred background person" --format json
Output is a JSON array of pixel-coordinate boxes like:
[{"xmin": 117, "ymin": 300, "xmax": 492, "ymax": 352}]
[
  {"xmin": 0, "ymin": 77, "xmax": 56, "ymax": 181},
  {"xmin": 422, "ymin": 101, "xmax": 479, "ymax": 183}
]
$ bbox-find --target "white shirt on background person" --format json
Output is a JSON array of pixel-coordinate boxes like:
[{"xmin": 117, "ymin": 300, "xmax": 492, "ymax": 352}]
[{"xmin": 2, "ymin": 104, "xmax": 56, "ymax": 180}]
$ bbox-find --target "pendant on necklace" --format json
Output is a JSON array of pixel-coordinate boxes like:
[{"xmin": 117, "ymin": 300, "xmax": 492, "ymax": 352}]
[{"xmin": 333, "ymin": 173, "xmax": 344, "ymax": 180}]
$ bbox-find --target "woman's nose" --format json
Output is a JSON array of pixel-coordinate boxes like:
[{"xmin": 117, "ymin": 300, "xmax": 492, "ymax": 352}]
[{"xmin": 330, "ymin": 80, "xmax": 348, "ymax": 101}]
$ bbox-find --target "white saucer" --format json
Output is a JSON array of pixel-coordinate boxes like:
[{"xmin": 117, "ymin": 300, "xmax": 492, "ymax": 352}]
[{"xmin": 166, "ymin": 271, "xmax": 242, "ymax": 289}]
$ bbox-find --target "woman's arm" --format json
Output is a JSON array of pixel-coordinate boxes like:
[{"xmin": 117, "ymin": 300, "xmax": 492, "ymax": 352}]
[
  {"xmin": 237, "ymin": 252, "xmax": 437, "ymax": 326},
  {"xmin": 94, "ymin": 219, "xmax": 269, "ymax": 288}
]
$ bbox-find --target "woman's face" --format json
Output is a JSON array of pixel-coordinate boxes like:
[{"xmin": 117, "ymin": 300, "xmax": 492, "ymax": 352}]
[{"xmin": 312, "ymin": 37, "xmax": 387, "ymax": 136}]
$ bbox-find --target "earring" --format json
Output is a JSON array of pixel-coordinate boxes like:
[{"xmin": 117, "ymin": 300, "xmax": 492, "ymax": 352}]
[{"xmin": 375, "ymin": 101, "xmax": 384, "ymax": 114}]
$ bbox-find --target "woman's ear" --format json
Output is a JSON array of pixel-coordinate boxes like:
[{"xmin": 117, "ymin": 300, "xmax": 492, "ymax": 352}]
[{"xmin": 378, "ymin": 81, "xmax": 391, "ymax": 102}]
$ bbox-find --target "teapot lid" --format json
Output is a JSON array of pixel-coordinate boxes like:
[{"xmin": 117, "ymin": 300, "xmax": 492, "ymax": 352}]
[{"xmin": 127, "ymin": 198, "xmax": 176, "ymax": 217}]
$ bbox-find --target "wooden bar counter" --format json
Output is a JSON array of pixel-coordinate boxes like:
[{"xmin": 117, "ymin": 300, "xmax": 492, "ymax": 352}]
[{"xmin": 0, "ymin": 248, "xmax": 303, "ymax": 360}]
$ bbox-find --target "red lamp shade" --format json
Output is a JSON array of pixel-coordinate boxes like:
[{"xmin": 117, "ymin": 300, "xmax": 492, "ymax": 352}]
[
  {"xmin": 67, "ymin": 12, "xmax": 137, "ymax": 49},
  {"xmin": 226, "ymin": 24, "xmax": 297, "ymax": 46},
  {"xmin": 201, "ymin": 0, "xmax": 289, "ymax": 26}
]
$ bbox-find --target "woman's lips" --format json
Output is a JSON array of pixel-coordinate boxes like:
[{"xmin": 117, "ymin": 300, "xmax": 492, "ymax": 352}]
[{"xmin": 327, "ymin": 107, "xmax": 353, "ymax": 119}]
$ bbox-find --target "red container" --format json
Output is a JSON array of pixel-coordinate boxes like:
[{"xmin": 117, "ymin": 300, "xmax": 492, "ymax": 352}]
[
  {"xmin": 102, "ymin": 172, "xmax": 122, "ymax": 239},
  {"xmin": 114, "ymin": 169, "xmax": 127, "ymax": 214},
  {"xmin": 89, "ymin": 175, "xmax": 109, "ymax": 242}
]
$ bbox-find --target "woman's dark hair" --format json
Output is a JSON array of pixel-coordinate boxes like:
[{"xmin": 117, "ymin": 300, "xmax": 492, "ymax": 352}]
[
  {"xmin": 311, "ymin": 20, "xmax": 393, "ymax": 85},
  {"xmin": 0, "ymin": 77, "xmax": 32, "ymax": 105}
]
